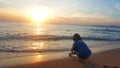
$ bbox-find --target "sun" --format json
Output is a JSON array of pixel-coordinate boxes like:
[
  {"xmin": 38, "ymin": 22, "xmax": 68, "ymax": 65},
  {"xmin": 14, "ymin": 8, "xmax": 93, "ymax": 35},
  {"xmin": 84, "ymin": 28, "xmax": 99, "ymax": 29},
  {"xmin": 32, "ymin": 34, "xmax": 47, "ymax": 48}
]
[
  {"xmin": 31, "ymin": 9, "xmax": 48, "ymax": 22},
  {"xmin": 29, "ymin": 8, "xmax": 50, "ymax": 23}
]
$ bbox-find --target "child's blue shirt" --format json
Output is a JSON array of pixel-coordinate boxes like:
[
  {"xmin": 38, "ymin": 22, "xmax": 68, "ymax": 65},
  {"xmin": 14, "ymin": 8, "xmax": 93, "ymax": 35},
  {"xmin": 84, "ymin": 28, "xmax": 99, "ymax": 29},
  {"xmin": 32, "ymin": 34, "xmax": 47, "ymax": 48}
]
[{"xmin": 72, "ymin": 40, "xmax": 91, "ymax": 59}]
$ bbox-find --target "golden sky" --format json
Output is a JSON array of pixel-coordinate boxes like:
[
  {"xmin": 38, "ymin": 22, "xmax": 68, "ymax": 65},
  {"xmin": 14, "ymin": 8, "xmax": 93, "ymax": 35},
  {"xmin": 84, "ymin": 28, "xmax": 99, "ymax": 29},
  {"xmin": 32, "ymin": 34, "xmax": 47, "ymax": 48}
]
[{"xmin": 0, "ymin": 0, "xmax": 120, "ymax": 25}]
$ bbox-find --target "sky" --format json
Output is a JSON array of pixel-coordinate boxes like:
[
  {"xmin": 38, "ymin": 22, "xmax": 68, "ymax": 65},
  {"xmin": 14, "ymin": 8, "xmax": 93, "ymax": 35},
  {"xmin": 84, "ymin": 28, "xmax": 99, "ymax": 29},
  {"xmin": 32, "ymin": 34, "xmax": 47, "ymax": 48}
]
[{"xmin": 0, "ymin": 0, "xmax": 120, "ymax": 25}]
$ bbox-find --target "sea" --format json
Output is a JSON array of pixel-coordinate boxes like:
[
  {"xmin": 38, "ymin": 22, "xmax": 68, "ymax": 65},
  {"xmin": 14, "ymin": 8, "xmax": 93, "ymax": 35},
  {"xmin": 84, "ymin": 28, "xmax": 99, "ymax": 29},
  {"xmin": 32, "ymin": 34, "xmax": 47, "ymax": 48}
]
[{"xmin": 0, "ymin": 22, "xmax": 120, "ymax": 60}]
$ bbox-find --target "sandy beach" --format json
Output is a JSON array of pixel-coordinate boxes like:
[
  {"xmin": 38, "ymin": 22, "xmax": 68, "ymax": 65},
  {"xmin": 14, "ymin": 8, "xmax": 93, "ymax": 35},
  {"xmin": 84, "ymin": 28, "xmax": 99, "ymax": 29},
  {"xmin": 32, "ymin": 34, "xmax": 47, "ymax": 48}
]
[
  {"xmin": 2, "ymin": 48, "xmax": 119, "ymax": 68},
  {"xmin": 89, "ymin": 48, "xmax": 120, "ymax": 68}
]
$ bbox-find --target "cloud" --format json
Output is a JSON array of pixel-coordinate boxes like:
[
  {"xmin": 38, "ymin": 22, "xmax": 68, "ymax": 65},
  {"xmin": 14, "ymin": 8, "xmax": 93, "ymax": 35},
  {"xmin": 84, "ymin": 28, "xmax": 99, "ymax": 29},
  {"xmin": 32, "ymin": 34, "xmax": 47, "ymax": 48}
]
[
  {"xmin": 0, "ymin": 0, "xmax": 9, "ymax": 8},
  {"xmin": 57, "ymin": 12, "xmax": 111, "ymax": 21},
  {"xmin": 115, "ymin": 4, "xmax": 120, "ymax": 10},
  {"xmin": 54, "ymin": 12, "xmax": 119, "ymax": 25}
]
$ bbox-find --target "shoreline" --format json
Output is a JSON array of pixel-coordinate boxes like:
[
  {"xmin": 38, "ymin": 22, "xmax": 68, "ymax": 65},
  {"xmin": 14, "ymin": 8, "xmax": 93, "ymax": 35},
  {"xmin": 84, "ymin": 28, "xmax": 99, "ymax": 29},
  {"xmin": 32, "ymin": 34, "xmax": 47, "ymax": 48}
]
[{"xmin": 1, "ymin": 48, "xmax": 120, "ymax": 68}]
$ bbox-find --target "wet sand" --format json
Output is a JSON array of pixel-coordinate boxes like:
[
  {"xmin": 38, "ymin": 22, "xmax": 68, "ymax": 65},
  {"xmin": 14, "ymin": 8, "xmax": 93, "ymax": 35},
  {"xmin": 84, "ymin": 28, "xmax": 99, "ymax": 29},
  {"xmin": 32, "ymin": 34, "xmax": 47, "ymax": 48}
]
[{"xmin": 2, "ymin": 48, "xmax": 120, "ymax": 68}]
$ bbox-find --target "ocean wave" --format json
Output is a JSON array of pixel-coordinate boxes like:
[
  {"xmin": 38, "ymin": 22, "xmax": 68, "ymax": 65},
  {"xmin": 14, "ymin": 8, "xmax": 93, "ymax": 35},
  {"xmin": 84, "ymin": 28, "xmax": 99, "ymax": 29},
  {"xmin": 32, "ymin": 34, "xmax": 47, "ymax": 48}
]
[
  {"xmin": 0, "ymin": 34, "xmax": 120, "ymax": 41},
  {"xmin": 0, "ymin": 48, "xmax": 70, "ymax": 53},
  {"xmin": 0, "ymin": 35, "xmax": 71, "ymax": 40}
]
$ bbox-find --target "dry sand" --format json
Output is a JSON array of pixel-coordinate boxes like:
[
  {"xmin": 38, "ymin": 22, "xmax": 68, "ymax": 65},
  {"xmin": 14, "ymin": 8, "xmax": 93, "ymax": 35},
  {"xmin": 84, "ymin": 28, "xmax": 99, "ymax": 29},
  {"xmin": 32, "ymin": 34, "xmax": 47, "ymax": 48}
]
[
  {"xmin": 3, "ymin": 48, "xmax": 120, "ymax": 68},
  {"xmin": 89, "ymin": 48, "xmax": 120, "ymax": 68}
]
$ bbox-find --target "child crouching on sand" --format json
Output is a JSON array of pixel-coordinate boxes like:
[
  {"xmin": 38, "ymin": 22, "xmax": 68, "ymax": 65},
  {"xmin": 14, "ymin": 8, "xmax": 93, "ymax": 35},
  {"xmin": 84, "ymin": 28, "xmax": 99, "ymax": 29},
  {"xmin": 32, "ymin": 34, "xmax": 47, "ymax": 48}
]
[{"xmin": 69, "ymin": 33, "xmax": 91, "ymax": 61}]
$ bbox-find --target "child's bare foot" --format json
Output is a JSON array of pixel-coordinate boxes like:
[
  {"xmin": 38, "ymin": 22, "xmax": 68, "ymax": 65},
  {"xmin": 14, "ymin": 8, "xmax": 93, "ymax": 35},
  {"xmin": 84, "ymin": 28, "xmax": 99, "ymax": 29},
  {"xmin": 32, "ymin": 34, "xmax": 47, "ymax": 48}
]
[
  {"xmin": 69, "ymin": 53, "xmax": 73, "ymax": 57},
  {"xmin": 69, "ymin": 53, "xmax": 77, "ymax": 61}
]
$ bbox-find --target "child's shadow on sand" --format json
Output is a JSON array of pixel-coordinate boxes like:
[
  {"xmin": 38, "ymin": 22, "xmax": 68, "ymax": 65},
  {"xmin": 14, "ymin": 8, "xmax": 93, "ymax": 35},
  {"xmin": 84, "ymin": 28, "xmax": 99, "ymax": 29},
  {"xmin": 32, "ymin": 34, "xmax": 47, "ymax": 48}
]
[{"xmin": 80, "ymin": 60, "xmax": 101, "ymax": 68}]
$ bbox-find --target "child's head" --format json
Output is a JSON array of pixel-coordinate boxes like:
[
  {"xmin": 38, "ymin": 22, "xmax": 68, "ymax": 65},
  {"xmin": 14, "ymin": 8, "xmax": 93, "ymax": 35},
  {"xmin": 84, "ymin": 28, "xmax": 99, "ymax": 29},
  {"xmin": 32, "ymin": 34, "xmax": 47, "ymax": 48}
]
[{"xmin": 73, "ymin": 33, "xmax": 82, "ymax": 41}]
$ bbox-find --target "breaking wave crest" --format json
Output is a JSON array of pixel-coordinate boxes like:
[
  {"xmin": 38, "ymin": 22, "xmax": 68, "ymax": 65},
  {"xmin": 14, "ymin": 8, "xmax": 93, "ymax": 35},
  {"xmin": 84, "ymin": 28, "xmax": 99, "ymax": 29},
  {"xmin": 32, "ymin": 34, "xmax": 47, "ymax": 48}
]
[
  {"xmin": 0, "ymin": 48, "xmax": 70, "ymax": 53},
  {"xmin": 0, "ymin": 34, "xmax": 120, "ymax": 41}
]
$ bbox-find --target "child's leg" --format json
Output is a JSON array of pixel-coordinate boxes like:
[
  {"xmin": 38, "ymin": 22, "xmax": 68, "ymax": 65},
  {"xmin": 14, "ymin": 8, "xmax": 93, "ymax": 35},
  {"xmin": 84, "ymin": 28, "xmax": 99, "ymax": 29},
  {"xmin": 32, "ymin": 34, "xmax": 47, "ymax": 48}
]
[{"xmin": 76, "ymin": 52, "xmax": 85, "ymax": 61}]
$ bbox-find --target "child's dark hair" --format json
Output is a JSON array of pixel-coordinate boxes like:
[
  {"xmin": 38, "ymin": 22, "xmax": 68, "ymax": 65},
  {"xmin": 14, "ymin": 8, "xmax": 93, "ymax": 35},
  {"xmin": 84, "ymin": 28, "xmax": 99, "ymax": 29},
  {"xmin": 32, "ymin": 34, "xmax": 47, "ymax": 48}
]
[{"xmin": 73, "ymin": 33, "xmax": 82, "ymax": 41}]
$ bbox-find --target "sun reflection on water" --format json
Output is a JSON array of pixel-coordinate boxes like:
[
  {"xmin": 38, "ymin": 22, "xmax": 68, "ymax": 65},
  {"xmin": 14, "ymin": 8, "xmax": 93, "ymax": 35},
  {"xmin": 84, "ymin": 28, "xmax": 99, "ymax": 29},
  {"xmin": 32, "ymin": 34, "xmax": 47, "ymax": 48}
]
[
  {"xmin": 36, "ymin": 23, "xmax": 42, "ymax": 35},
  {"xmin": 32, "ymin": 42, "xmax": 44, "ymax": 49}
]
